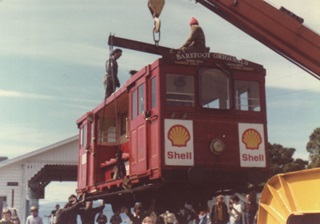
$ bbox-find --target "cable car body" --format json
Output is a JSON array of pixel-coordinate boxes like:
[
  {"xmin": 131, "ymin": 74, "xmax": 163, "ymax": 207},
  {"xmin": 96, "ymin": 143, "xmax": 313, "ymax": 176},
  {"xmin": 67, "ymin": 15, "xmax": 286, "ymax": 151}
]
[{"xmin": 76, "ymin": 49, "xmax": 269, "ymax": 210}]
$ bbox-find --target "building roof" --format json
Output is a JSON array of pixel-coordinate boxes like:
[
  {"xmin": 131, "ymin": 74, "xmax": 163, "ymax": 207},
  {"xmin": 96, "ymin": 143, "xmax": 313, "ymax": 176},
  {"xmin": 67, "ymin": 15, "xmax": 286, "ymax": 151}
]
[
  {"xmin": 0, "ymin": 135, "xmax": 78, "ymax": 169},
  {"xmin": 0, "ymin": 156, "xmax": 8, "ymax": 162}
]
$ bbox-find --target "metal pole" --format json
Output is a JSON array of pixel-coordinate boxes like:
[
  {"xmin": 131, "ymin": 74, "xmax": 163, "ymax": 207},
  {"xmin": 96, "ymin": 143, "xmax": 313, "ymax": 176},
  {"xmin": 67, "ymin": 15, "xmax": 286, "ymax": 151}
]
[{"xmin": 11, "ymin": 189, "xmax": 14, "ymax": 207}]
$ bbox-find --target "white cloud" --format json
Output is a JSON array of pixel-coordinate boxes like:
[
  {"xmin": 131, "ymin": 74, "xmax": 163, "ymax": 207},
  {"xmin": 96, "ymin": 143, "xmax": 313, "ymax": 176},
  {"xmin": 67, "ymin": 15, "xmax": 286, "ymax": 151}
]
[
  {"xmin": 0, "ymin": 125, "xmax": 53, "ymax": 144},
  {"xmin": 0, "ymin": 89, "xmax": 55, "ymax": 99},
  {"xmin": 0, "ymin": 89, "xmax": 99, "ymax": 105}
]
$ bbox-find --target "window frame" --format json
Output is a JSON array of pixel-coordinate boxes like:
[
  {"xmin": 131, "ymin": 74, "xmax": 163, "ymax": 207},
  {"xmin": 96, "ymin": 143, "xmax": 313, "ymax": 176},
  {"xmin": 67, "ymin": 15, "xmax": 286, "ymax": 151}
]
[
  {"xmin": 165, "ymin": 73, "xmax": 195, "ymax": 107},
  {"xmin": 234, "ymin": 80, "xmax": 261, "ymax": 112},
  {"xmin": 198, "ymin": 68, "xmax": 231, "ymax": 110}
]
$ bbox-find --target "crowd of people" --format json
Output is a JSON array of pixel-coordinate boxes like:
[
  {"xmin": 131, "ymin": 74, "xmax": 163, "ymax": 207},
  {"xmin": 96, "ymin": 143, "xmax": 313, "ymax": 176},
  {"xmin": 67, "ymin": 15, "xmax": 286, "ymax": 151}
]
[{"xmin": 0, "ymin": 193, "xmax": 258, "ymax": 224}]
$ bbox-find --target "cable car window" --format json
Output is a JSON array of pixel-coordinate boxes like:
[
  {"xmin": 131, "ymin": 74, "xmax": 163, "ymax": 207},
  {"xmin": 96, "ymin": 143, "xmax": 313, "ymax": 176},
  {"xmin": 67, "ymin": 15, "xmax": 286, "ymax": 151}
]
[
  {"xmin": 166, "ymin": 74, "xmax": 194, "ymax": 106},
  {"xmin": 120, "ymin": 113, "xmax": 127, "ymax": 136},
  {"xmin": 80, "ymin": 125, "xmax": 87, "ymax": 148},
  {"xmin": 91, "ymin": 122, "xmax": 94, "ymax": 145},
  {"xmin": 132, "ymin": 90, "xmax": 137, "ymax": 119},
  {"xmin": 151, "ymin": 77, "xmax": 156, "ymax": 109},
  {"xmin": 97, "ymin": 117, "xmax": 117, "ymax": 145},
  {"xmin": 199, "ymin": 69, "xmax": 230, "ymax": 109},
  {"xmin": 138, "ymin": 84, "xmax": 145, "ymax": 115},
  {"xmin": 235, "ymin": 80, "xmax": 261, "ymax": 111}
]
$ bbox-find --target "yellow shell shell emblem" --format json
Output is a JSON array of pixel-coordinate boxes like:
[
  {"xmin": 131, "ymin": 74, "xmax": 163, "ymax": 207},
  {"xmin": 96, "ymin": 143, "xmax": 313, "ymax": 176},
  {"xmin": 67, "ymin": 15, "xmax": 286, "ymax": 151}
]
[
  {"xmin": 168, "ymin": 125, "xmax": 190, "ymax": 147},
  {"xmin": 242, "ymin": 128, "xmax": 262, "ymax": 149}
]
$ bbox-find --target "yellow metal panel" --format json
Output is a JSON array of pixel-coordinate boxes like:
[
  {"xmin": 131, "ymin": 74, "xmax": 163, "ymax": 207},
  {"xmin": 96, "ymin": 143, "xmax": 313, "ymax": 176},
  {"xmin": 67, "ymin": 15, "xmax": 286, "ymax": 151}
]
[{"xmin": 257, "ymin": 168, "xmax": 320, "ymax": 224}]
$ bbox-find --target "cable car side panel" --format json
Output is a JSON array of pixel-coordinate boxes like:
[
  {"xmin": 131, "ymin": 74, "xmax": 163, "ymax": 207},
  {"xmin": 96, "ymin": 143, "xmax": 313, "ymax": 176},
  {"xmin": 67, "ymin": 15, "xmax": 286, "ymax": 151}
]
[{"xmin": 76, "ymin": 53, "xmax": 269, "ymax": 203}]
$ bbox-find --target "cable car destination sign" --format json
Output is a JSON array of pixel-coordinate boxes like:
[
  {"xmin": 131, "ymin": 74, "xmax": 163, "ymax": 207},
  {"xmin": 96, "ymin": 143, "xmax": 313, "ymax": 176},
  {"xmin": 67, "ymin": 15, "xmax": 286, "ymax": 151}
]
[{"xmin": 166, "ymin": 52, "xmax": 262, "ymax": 71}]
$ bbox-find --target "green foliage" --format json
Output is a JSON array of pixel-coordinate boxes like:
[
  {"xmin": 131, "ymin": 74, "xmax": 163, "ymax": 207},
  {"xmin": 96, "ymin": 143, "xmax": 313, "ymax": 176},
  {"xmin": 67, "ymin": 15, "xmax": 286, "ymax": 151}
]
[
  {"xmin": 307, "ymin": 127, "xmax": 320, "ymax": 168},
  {"xmin": 268, "ymin": 143, "xmax": 308, "ymax": 176}
]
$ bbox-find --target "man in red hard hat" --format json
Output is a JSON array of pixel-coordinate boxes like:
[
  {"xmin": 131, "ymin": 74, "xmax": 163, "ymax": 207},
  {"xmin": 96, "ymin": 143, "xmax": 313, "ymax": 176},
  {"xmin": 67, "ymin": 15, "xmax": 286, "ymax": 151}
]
[{"xmin": 176, "ymin": 16, "xmax": 207, "ymax": 53}]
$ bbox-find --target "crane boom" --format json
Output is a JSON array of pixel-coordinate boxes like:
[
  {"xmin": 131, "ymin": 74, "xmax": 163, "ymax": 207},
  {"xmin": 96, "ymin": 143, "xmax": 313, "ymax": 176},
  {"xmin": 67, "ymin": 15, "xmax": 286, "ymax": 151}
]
[{"xmin": 195, "ymin": 0, "xmax": 320, "ymax": 80}]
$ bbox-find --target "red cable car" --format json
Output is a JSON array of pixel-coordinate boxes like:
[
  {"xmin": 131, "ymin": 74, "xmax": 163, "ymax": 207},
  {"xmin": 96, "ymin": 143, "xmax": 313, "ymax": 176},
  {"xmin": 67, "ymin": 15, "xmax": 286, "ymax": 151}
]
[{"xmin": 76, "ymin": 38, "xmax": 269, "ymax": 212}]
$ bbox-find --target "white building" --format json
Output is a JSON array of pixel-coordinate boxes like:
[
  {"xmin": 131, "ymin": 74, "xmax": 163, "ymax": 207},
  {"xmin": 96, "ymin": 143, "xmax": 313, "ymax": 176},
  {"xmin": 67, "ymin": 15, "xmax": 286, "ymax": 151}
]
[{"xmin": 0, "ymin": 135, "xmax": 78, "ymax": 222}]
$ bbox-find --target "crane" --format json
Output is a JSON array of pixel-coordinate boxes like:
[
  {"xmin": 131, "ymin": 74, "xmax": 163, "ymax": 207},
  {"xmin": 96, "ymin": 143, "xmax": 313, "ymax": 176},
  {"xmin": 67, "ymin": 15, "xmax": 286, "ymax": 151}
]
[
  {"xmin": 111, "ymin": 0, "xmax": 320, "ymax": 80},
  {"xmin": 194, "ymin": 0, "xmax": 320, "ymax": 80}
]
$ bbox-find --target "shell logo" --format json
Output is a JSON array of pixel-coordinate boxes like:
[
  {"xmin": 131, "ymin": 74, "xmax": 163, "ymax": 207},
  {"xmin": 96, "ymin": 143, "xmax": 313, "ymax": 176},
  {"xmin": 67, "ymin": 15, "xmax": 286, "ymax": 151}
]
[
  {"xmin": 242, "ymin": 128, "xmax": 262, "ymax": 150},
  {"xmin": 168, "ymin": 124, "xmax": 190, "ymax": 147}
]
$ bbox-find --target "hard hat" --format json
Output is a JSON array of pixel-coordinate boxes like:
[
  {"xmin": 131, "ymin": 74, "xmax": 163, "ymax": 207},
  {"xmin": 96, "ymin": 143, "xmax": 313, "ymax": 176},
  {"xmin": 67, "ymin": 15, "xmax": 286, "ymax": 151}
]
[{"xmin": 189, "ymin": 17, "xmax": 199, "ymax": 25}]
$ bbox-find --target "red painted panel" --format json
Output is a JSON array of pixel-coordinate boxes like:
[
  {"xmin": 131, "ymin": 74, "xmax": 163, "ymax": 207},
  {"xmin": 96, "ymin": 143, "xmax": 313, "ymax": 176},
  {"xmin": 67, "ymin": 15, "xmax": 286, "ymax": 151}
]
[
  {"xmin": 77, "ymin": 123, "xmax": 88, "ymax": 190},
  {"xmin": 129, "ymin": 75, "xmax": 148, "ymax": 176},
  {"xmin": 137, "ymin": 124, "xmax": 147, "ymax": 169},
  {"xmin": 131, "ymin": 129, "xmax": 137, "ymax": 170}
]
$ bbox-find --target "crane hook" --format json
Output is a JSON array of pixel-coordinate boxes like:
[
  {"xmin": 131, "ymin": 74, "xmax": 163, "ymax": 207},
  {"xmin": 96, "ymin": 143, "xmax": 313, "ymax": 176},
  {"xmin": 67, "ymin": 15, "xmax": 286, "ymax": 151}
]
[{"xmin": 148, "ymin": 0, "xmax": 165, "ymax": 44}]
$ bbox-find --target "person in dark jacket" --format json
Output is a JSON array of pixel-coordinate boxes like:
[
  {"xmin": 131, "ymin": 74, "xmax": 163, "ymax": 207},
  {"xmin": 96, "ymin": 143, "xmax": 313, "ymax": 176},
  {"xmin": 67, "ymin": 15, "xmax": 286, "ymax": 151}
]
[
  {"xmin": 104, "ymin": 48, "xmax": 122, "ymax": 99},
  {"xmin": 55, "ymin": 194, "xmax": 85, "ymax": 224},
  {"xmin": 244, "ymin": 193, "xmax": 258, "ymax": 224},
  {"xmin": 95, "ymin": 210, "xmax": 107, "ymax": 224},
  {"xmin": 210, "ymin": 195, "xmax": 229, "ymax": 224},
  {"xmin": 110, "ymin": 210, "xmax": 122, "ymax": 224},
  {"xmin": 177, "ymin": 17, "xmax": 207, "ymax": 53},
  {"xmin": 78, "ymin": 200, "xmax": 105, "ymax": 224}
]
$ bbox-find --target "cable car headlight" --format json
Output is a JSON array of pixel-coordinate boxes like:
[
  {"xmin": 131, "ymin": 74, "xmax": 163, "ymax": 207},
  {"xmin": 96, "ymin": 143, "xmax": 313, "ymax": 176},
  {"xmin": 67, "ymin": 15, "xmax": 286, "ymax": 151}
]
[{"xmin": 209, "ymin": 138, "xmax": 225, "ymax": 155}]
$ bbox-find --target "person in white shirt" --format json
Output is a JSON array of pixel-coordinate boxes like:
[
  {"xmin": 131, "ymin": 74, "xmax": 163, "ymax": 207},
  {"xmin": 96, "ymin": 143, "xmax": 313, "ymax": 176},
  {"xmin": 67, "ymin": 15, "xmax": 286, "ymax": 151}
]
[
  {"xmin": 25, "ymin": 206, "xmax": 43, "ymax": 224},
  {"xmin": 228, "ymin": 195, "xmax": 242, "ymax": 224}
]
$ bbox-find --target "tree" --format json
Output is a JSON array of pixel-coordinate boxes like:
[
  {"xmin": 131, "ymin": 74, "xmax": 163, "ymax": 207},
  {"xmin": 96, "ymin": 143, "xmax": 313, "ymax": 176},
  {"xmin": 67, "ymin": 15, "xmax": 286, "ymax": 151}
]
[
  {"xmin": 268, "ymin": 143, "xmax": 308, "ymax": 176},
  {"xmin": 307, "ymin": 127, "xmax": 320, "ymax": 168}
]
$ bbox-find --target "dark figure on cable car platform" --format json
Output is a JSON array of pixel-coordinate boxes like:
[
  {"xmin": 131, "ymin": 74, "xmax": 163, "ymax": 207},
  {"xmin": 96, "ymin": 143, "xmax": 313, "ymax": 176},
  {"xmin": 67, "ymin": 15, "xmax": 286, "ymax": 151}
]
[
  {"xmin": 113, "ymin": 150, "xmax": 126, "ymax": 180},
  {"xmin": 172, "ymin": 17, "xmax": 208, "ymax": 53},
  {"xmin": 104, "ymin": 48, "xmax": 122, "ymax": 99}
]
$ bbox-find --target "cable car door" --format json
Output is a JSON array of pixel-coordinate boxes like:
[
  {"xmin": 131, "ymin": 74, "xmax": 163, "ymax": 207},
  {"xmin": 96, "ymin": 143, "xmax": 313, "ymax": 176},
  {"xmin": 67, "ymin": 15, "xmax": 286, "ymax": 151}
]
[
  {"xmin": 130, "ymin": 77, "xmax": 147, "ymax": 175},
  {"xmin": 78, "ymin": 118, "xmax": 94, "ymax": 190}
]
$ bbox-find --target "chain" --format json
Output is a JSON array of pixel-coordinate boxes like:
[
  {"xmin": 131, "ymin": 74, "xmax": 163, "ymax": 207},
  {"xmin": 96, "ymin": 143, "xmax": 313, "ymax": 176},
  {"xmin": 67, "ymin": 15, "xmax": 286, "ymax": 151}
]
[{"xmin": 153, "ymin": 17, "xmax": 161, "ymax": 45}]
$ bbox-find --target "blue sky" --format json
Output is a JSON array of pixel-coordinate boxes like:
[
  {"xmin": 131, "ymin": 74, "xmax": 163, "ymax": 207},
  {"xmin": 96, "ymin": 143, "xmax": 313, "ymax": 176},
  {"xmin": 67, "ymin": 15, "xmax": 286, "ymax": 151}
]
[{"xmin": 0, "ymin": 0, "xmax": 319, "ymax": 163}]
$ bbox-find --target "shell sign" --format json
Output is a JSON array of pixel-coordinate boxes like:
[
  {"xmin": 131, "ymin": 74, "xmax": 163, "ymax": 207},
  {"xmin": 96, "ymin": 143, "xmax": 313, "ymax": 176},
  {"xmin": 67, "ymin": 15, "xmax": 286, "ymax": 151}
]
[
  {"xmin": 238, "ymin": 123, "xmax": 266, "ymax": 167},
  {"xmin": 168, "ymin": 125, "xmax": 191, "ymax": 147},
  {"xmin": 242, "ymin": 129, "xmax": 262, "ymax": 150},
  {"xmin": 165, "ymin": 119, "xmax": 194, "ymax": 166}
]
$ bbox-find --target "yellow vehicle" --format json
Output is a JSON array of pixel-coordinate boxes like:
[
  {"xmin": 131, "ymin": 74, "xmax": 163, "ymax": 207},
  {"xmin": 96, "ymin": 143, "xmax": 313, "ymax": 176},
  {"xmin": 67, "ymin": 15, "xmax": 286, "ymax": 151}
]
[{"xmin": 258, "ymin": 168, "xmax": 320, "ymax": 224}]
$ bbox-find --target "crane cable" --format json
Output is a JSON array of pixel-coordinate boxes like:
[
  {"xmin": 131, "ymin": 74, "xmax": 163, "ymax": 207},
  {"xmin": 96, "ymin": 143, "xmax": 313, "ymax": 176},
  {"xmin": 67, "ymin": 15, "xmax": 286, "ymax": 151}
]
[
  {"xmin": 108, "ymin": 35, "xmax": 120, "ymax": 134},
  {"xmin": 153, "ymin": 18, "xmax": 161, "ymax": 46},
  {"xmin": 99, "ymin": 35, "xmax": 120, "ymax": 148},
  {"xmin": 107, "ymin": 35, "xmax": 126, "ymax": 179}
]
